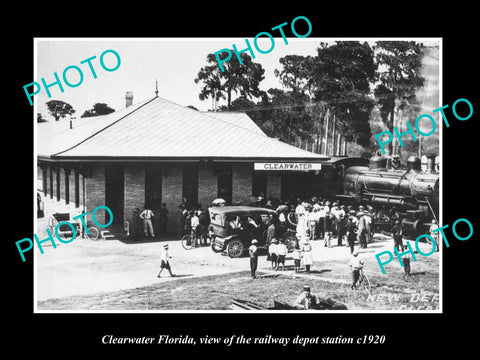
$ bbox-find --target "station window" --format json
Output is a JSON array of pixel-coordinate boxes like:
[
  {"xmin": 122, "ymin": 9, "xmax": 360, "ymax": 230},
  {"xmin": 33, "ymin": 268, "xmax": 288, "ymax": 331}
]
[
  {"xmin": 182, "ymin": 164, "xmax": 199, "ymax": 209},
  {"xmin": 75, "ymin": 170, "xmax": 80, "ymax": 208},
  {"xmin": 145, "ymin": 166, "xmax": 163, "ymax": 212},
  {"xmin": 252, "ymin": 171, "xmax": 267, "ymax": 198},
  {"xmin": 42, "ymin": 166, "xmax": 47, "ymax": 195},
  {"xmin": 56, "ymin": 167, "xmax": 60, "ymax": 201},
  {"xmin": 216, "ymin": 164, "xmax": 232, "ymax": 205},
  {"xmin": 65, "ymin": 169, "xmax": 69, "ymax": 204},
  {"xmin": 49, "ymin": 166, "xmax": 53, "ymax": 199}
]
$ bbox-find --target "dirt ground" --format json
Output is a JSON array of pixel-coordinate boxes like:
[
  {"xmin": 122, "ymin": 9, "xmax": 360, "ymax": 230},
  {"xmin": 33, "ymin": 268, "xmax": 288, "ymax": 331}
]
[
  {"xmin": 35, "ymin": 229, "xmax": 440, "ymax": 309},
  {"xmin": 35, "ymin": 197, "xmax": 440, "ymax": 310}
]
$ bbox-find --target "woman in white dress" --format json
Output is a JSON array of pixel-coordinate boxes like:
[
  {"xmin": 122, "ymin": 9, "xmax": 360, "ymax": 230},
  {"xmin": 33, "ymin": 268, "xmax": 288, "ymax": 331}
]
[
  {"xmin": 295, "ymin": 202, "xmax": 307, "ymax": 239},
  {"xmin": 301, "ymin": 238, "xmax": 314, "ymax": 273}
]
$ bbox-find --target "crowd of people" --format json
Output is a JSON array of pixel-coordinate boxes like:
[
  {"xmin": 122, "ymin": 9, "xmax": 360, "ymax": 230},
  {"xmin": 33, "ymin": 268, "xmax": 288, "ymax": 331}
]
[
  {"xmin": 289, "ymin": 197, "xmax": 376, "ymax": 251},
  {"xmin": 130, "ymin": 194, "xmax": 438, "ymax": 285},
  {"xmin": 248, "ymin": 196, "xmax": 376, "ymax": 282}
]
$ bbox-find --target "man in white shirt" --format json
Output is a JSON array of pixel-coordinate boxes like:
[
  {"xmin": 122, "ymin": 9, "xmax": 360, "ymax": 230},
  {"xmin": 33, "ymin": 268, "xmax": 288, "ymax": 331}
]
[
  {"xmin": 293, "ymin": 285, "xmax": 321, "ymax": 310},
  {"xmin": 349, "ymin": 250, "xmax": 364, "ymax": 290},
  {"xmin": 229, "ymin": 216, "xmax": 242, "ymax": 230},
  {"xmin": 307, "ymin": 209, "xmax": 318, "ymax": 240},
  {"xmin": 249, "ymin": 240, "xmax": 259, "ymax": 279},
  {"xmin": 140, "ymin": 207, "xmax": 155, "ymax": 237}
]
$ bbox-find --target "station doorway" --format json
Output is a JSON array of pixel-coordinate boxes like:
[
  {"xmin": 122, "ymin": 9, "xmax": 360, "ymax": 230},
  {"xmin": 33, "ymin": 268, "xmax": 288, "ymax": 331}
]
[{"xmin": 105, "ymin": 165, "xmax": 124, "ymax": 226}]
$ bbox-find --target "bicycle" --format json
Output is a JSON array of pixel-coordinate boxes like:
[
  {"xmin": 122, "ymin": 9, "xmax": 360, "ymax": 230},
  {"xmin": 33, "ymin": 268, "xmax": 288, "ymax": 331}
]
[
  {"xmin": 51, "ymin": 221, "xmax": 100, "ymax": 241},
  {"xmin": 84, "ymin": 224, "xmax": 100, "ymax": 240},
  {"xmin": 182, "ymin": 228, "xmax": 211, "ymax": 250},
  {"xmin": 356, "ymin": 268, "xmax": 371, "ymax": 293},
  {"xmin": 181, "ymin": 230, "xmax": 197, "ymax": 250}
]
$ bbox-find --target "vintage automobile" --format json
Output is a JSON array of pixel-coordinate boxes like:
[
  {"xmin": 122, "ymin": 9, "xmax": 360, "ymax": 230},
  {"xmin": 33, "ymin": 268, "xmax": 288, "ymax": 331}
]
[{"xmin": 208, "ymin": 206, "xmax": 297, "ymax": 258}]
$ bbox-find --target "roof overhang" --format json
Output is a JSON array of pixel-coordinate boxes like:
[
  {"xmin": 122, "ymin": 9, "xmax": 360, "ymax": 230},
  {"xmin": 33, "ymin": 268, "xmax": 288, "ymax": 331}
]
[{"xmin": 39, "ymin": 155, "xmax": 330, "ymax": 163}]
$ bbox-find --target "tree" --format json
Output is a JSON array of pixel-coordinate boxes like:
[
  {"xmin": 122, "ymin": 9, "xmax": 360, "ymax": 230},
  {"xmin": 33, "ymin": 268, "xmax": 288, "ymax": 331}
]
[
  {"xmin": 37, "ymin": 113, "xmax": 47, "ymax": 123},
  {"xmin": 195, "ymin": 51, "xmax": 265, "ymax": 110},
  {"xmin": 374, "ymin": 41, "xmax": 425, "ymax": 156},
  {"xmin": 81, "ymin": 103, "xmax": 115, "ymax": 118},
  {"xmin": 260, "ymin": 88, "xmax": 316, "ymax": 143},
  {"xmin": 46, "ymin": 100, "xmax": 75, "ymax": 121},
  {"xmin": 310, "ymin": 41, "xmax": 377, "ymax": 147},
  {"xmin": 274, "ymin": 55, "xmax": 315, "ymax": 99},
  {"xmin": 194, "ymin": 54, "xmax": 225, "ymax": 111}
]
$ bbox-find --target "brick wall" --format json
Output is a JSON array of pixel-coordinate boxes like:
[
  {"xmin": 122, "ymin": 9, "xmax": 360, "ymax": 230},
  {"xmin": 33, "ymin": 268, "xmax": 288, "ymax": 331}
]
[
  {"xmin": 266, "ymin": 172, "xmax": 282, "ymax": 199},
  {"xmin": 124, "ymin": 165, "xmax": 145, "ymax": 227},
  {"xmin": 198, "ymin": 162, "xmax": 217, "ymax": 209},
  {"xmin": 162, "ymin": 164, "xmax": 183, "ymax": 236},
  {"xmin": 232, "ymin": 163, "xmax": 252, "ymax": 204}
]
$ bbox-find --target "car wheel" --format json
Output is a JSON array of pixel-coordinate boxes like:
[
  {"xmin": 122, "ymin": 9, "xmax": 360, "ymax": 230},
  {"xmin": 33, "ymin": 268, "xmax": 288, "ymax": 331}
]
[{"xmin": 227, "ymin": 238, "xmax": 244, "ymax": 258}]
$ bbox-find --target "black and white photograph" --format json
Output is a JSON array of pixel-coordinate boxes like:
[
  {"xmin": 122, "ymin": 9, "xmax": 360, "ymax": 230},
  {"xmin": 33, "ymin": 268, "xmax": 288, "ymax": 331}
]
[
  {"xmin": 6, "ymin": 5, "xmax": 478, "ymax": 356},
  {"xmin": 33, "ymin": 37, "xmax": 441, "ymax": 312}
]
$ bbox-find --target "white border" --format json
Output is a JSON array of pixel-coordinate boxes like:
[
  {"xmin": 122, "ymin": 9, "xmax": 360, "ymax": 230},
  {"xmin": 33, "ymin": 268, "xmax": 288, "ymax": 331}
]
[{"xmin": 33, "ymin": 37, "xmax": 442, "ymax": 314}]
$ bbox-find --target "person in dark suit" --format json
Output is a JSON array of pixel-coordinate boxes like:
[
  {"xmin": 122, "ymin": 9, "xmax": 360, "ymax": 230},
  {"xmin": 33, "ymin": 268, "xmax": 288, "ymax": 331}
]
[
  {"xmin": 249, "ymin": 239, "xmax": 259, "ymax": 279},
  {"xmin": 391, "ymin": 220, "xmax": 403, "ymax": 252},
  {"xmin": 345, "ymin": 216, "xmax": 357, "ymax": 254}
]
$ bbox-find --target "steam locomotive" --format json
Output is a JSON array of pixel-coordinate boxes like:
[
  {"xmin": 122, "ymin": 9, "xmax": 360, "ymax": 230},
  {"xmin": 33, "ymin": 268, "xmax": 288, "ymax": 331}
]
[{"xmin": 337, "ymin": 154, "xmax": 439, "ymax": 237}]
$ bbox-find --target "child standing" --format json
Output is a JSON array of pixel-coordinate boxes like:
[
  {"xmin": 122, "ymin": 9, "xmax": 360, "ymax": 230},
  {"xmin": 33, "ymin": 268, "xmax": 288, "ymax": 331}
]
[
  {"xmin": 276, "ymin": 239, "xmax": 288, "ymax": 271},
  {"xmin": 268, "ymin": 239, "xmax": 278, "ymax": 270},
  {"xmin": 249, "ymin": 239, "xmax": 259, "ymax": 279},
  {"xmin": 292, "ymin": 242, "xmax": 302, "ymax": 273},
  {"xmin": 349, "ymin": 250, "xmax": 364, "ymax": 290},
  {"xmin": 301, "ymin": 238, "xmax": 314, "ymax": 273},
  {"xmin": 157, "ymin": 244, "xmax": 175, "ymax": 278},
  {"xmin": 403, "ymin": 244, "xmax": 411, "ymax": 276}
]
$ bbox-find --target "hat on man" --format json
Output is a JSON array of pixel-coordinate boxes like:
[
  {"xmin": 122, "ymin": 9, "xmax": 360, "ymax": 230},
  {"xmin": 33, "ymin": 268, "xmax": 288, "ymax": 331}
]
[
  {"xmin": 163, "ymin": 244, "xmax": 169, "ymax": 249},
  {"xmin": 271, "ymin": 239, "xmax": 278, "ymax": 243},
  {"xmin": 302, "ymin": 285, "xmax": 311, "ymax": 292},
  {"xmin": 353, "ymin": 250, "xmax": 358, "ymax": 256},
  {"xmin": 252, "ymin": 239, "xmax": 258, "ymax": 244}
]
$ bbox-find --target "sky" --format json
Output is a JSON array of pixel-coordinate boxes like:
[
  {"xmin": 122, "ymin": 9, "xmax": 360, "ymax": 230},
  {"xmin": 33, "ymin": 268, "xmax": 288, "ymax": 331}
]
[{"xmin": 34, "ymin": 38, "xmax": 440, "ymax": 121}]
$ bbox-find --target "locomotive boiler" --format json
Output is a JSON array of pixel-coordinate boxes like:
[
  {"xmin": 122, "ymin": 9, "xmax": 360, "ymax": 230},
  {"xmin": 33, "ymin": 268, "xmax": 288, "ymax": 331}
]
[{"xmin": 338, "ymin": 154, "xmax": 439, "ymax": 236}]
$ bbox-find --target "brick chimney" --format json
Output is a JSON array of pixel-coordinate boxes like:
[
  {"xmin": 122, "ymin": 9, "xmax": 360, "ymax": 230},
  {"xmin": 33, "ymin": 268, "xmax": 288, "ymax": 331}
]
[{"xmin": 126, "ymin": 91, "xmax": 133, "ymax": 108}]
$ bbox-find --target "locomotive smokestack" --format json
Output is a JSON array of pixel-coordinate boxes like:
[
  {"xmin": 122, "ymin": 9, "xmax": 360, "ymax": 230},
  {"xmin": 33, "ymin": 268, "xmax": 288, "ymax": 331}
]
[
  {"xmin": 369, "ymin": 156, "xmax": 387, "ymax": 171},
  {"xmin": 407, "ymin": 156, "xmax": 422, "ymax": 172},
  {"xmin": 425, "ymin": 153, "xmax": 437, "ymax": 173}
]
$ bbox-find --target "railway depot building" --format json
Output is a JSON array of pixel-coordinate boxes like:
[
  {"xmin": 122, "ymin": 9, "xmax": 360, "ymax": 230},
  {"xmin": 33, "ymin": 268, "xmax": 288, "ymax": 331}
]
[{"xmin": 37, "ymin": 95, "xmax": 355, "ymax": 237}]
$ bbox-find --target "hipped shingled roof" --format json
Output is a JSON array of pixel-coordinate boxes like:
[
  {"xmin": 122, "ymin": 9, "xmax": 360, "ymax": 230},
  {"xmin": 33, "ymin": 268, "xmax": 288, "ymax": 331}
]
[{"xmin": 37, "ymin": 96, "xmax": 328, "ymax": 162}]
